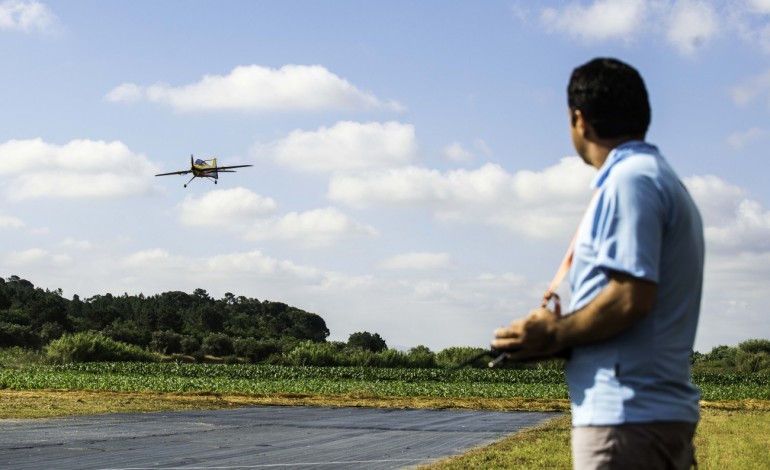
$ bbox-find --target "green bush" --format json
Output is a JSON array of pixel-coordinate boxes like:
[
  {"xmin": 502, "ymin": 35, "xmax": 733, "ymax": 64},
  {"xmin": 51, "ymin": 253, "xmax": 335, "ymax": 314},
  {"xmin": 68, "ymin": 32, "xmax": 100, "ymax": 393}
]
[
  {"xmin": 44, "ymin": 332, "xmax": 157, "ymax": 363},
  {"xmin": 150, "ymin": 330, "xmax": 183, "ymax": 354},
  {"xmin": 286, "ymin": 341, "xmax": 339, "ymax": 366},
  {"xmin": 234, "ymin": 338, "xmax": 281, "ymax": 363},
  {"xmin": 180, "ymin": 336, "xmax": 200, "ymax": 355},
  {"xmin": 406, "ymin": 345, "xmax": 436, "ymax": 368},
  {"xmin": 0, "ymin": 322, "xmax": 38, "ymax": 348},
  {"xmin": 0, "ymin": 347, "xmax": 44, "ymax": 368},
  {"xmin": 738, "ymin": 339, "xmax": 770, "ymax": 355},
  {"xmin": 435, "ymin": 346, "xmax": 488, "ymax": 368},
  {"xmin": 735, "ymin": 350, "xmax": 770, "ymax": 373},
  {"xmin": 201, "ymin": 333, "xmax": 234, "ymax": 357}
]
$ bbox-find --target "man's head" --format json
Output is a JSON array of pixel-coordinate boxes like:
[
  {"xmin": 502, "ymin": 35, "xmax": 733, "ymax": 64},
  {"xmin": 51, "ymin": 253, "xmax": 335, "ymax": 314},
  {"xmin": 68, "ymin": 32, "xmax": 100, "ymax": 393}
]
[{"xmin": 567, "ymin": 58, "xmax": 650, "ymax": 140}]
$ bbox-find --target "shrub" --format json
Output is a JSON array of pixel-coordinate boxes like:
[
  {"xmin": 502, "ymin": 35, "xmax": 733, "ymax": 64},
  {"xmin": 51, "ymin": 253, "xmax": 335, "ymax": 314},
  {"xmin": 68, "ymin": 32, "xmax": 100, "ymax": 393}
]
[
  {"xmin": 180, "ymin": 336, "xmax": 200, "ymax": 355},
  {"xmin": 0, "ymin": 346, "xmax": 43, "ymax": 368},
  {"xmin": 150, "ymin": 330, "xmax": 183, "ymax": 354},
  {"xmin": 234, "ymin": 338, "xmax": 281, "ymax": 363},
  {"xmin": 374, "ymin": 349, "xmax": 409, "ymax": 368},
  {"xmin": 201, "ymin": 333, "xmax": 234, "ymax": 357},
  {"xmin": 735, "ymin": 349, "xmax": 770, "ymax": 373},
  {"xmin": 436, "ymin": 346, "xmax": 488, "ymax": 368},
  {"xmin": 738, "ymin": 339, "xmax": 770, "ymax": 355},
  {"xmin": 347, "ymin": 331, "xmax": 387, "ymax": 352},
  {"xmin": 0, "ymin": 322, "xmax": 38, "ymax": 348},
  {"xmin": 45, "ymin": 332, "xmax": 156, "ymax": 363},
  {"xmin": 407, "ymin": 345, "xmax": 436, "ymax": 368},
  {"xmin": 286, "ymin": 341, "xmax": 340, "ymax": 366}
]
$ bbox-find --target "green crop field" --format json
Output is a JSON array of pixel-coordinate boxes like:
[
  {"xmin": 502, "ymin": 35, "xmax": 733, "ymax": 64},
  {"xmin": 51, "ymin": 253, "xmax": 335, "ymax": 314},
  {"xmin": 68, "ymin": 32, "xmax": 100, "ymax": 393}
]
[{"xmin": 1, "ymin": 363, "xmax": 768, "ymax": 401}]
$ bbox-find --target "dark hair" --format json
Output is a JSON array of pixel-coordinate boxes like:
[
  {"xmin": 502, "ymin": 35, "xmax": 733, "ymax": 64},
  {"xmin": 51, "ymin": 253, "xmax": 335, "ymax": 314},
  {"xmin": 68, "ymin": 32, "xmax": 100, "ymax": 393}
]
[{"xmin": 567, "ymin": 58, "xmax": 651, "ymax": 139}]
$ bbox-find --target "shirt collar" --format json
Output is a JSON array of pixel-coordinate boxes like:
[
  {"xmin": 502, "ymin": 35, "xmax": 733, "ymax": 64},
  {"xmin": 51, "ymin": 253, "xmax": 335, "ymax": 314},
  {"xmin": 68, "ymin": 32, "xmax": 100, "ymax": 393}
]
[{"xmin": 590, "ymin": 140, "xmax": 657, "ymax": 189}]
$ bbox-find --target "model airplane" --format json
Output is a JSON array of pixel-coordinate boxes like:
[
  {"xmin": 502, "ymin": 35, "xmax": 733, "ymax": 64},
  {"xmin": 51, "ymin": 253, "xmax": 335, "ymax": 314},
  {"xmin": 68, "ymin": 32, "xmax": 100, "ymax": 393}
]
[{"xmin": 155, "ymin": 155, "xmax": 253, "ymax": 187}]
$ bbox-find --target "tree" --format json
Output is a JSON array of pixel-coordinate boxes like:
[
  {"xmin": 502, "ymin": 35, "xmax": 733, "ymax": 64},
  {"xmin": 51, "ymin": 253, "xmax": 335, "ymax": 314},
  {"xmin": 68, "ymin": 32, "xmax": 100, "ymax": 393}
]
[
  {"xmin": 286, "ymin": 309, "xmax": 329, "ymax": 342},
  {"xmin": 234, "ymin": 337, "xmax": 280, "ymax": 362},
  {"xmin": 738, "ymin": 339, "xmax": 770, "ymax": 354},
  {"xmin": 0, "ymin": 274, "xmax": 339, "ymax": 353},
  {"xmin": 436, "ymin": 346, "xmax": 489, "ymax": 368},
  {"xmin": 150, "ymin": 330, "xmax": 183, "ymax": 354},
  {"xmin": 348, "ymin": 331, "xmax": 387, "ymax": 352},
  {"xmin": 0, "ymin": 288, "xmax": 11, "ymax": 310},
  {"xmin": 201, "ymin": 333, "xmax": 234, "ymax": 357},
  {"xmin": 407, "ymin": 345, "xmax": 436, "ymax": 368},
  {"xmin": 736, "ymin": 339, "xmax": 770, "ymax": 373}
]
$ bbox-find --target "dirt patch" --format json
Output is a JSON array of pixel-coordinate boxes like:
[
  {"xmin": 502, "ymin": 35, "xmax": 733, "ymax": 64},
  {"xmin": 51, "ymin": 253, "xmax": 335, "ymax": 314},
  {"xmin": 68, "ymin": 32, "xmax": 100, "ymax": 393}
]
[
  {"xmin": 3, "ymin": 390, "xmax": 766, "ymax": 420},
  {"xmin": 0, "ymin": 389, "xmax": 570, "ymax": 419}
]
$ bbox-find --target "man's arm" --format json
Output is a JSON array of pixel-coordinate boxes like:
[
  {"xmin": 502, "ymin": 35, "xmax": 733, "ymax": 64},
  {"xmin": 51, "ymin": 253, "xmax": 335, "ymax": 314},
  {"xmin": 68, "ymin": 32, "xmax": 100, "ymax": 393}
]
[{"xmin": 491, "ymin": 271, "xmax": 657, "ymax": 361}]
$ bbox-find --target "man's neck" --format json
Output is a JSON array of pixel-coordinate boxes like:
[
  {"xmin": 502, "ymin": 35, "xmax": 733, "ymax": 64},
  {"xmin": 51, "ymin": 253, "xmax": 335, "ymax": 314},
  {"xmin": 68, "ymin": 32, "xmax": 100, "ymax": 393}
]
[{"xmin": 587, "ymin": 135, "xmax": 644, "ymax": 169}]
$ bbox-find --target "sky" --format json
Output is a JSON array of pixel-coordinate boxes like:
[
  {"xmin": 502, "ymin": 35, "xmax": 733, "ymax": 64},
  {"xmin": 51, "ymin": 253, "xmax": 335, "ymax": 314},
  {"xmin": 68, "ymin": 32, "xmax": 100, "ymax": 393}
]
[{"xmin": 1, "ymin": 0, "xmax": 769, "ymax": 353}]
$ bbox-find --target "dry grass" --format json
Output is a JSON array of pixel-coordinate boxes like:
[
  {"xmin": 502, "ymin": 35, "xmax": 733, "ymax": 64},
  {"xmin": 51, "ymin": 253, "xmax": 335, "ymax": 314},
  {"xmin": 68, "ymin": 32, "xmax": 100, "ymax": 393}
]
[
  {"xmin": 0, "ymin": 389, "xmax": 569, "ymax": 419},
  {"xmin": 418, "ymin": 400, "xmax": 770, "ymax": 470},
  {"xmin": 417, "ymin": 414, "xmax": 573, "ymax": 469}
]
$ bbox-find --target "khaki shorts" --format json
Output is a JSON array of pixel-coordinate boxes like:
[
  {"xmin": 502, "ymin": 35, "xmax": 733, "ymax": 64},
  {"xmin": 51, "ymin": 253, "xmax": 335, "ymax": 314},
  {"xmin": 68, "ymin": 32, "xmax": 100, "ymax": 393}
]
[{"xmin": 572, "ymin": 421, "xmax": 697, "ymax": 470}]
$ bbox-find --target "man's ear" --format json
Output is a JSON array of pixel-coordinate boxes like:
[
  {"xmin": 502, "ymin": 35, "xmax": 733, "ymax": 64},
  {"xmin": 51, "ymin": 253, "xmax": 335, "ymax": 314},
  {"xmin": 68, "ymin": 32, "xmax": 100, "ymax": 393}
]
[{"xmin": 573, "ymin": 109, "xmax": 593, "ymax": 139}]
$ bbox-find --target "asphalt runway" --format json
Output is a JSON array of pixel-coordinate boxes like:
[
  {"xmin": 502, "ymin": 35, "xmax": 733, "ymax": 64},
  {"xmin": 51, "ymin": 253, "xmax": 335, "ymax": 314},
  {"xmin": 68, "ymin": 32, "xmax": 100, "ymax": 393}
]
[{"xmin": 0, "ymin": 406, "xmax": 560, "ymax": 469}]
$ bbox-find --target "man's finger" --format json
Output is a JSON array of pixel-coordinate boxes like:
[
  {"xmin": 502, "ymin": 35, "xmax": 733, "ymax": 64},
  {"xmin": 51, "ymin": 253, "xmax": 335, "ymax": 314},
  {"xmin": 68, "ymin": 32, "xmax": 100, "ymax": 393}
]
[{"xmin": 490, "ymin": 337, "xmax": 521, "ymax": 350}]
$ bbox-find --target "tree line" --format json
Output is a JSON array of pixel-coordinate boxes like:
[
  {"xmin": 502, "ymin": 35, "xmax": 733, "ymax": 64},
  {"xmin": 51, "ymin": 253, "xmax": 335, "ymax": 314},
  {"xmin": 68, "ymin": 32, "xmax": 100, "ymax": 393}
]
[
  {"xmin": 1, "ymin": 274, "xmax": 768, "ymax": 371},
  {"xmin": 0, "ymin": 274, "xmax": 332, "ymax": 361}
]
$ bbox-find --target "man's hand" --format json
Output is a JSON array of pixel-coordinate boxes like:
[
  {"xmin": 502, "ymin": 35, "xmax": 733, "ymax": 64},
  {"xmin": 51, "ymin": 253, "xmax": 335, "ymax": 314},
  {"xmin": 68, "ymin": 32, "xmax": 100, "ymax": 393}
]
[
  {"xmin": 491, "ymin": 307, "xmax": 562, "ymax": 362},
  {"xmin": 490, "ymin": 271, "xmax": 658, "ymax": 365}
]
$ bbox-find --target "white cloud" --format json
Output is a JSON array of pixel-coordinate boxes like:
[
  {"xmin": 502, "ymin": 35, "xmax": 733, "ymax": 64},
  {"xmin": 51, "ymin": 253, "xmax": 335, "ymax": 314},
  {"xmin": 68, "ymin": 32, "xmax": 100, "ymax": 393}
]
[
  {"xmin": 259, "ymin": 207, "xmax": 378, "ymax": 246},
  {"xmin": 104, "ymin": 83, "xmax": 143, "ymax": 103},
  {"xmin": 0, "ymin": 139, "xmax": 160, "ymax": 200},
  {"xmin": 685, "ymin": 175, "xmax": 770, "ymax": 253},
  {"xmin": 727, "ymin": 1, "xmax": 770, "ymax": 53},
  {"xmin": 378, "ymin": 252, "xmax": 455, "ymax": 271},
  {"xmin": 122, "ymin": 249, "xmax": 170, "ymax": 267},
  {"xmin": 6, "ymin": 248, "xmax": 70, "ymax": 267},
  {"xmin": 0, "ymin": 212, "xmax": 23, "ymax": 228},
  {"xmin": 745, "ymin": 0, "xmax": 770, "ymax": 14},
  {"xmin": 475, "ymin": 139, "xmax": 493, "ymax": 157},
  {"xmin": 666, "ymin": 0, "xmax": 720, "ymax": 56},
  {"xmin": 256, "ymin": 121, "xmax": 418, "ymax": 173},
  {"xmin": 106, "ymin": 64, "xmax": 404, "ymax": 112},
  {"xmin": 540, "ymin": 0, "xmax": 648, "ymax": 43},
  {"xmin": 117, "ymin": 249, "xmax": 326, "ymax": 292},
  {"xmin": 730, "ymin": 68, "xmax": 770, "ymax": 107},
  {"xmin": 443, "ymin": 141, "xmax": 474, "ymax": 163},
  {"xmin": 328, "ymin": 157, "xmax": 596, "ymax": 240},
  {"xmin": 727, "ymin": 127, "xmax": 769, "ymax": 149},
  {"xmin": 57, "ymin": 238, "xmax": 92, "ymax": 250},
  {"xmin": 178, "ymin": 187, "xmax": 277, "ymax": 228},
  {"xmin": 707, "ymin": 199, "xmax": 770, "ymax": 252},
  {"xmin": 0, "ymin": 0, "xmax": 57, "ymax": 33},
  {"xmin": 177, "ymin": 188, "xmax": 376, "ymax": 246},
  {"xmin": 533, "ymin": 0, "xmax": 730, "ymax": 56}
]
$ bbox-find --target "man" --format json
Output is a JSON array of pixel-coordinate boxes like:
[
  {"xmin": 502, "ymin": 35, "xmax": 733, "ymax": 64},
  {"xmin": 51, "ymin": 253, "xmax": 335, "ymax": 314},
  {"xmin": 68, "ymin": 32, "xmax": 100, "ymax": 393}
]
[{"xmin": 492, "ymin": 58, "xmax": 704, "ymax": 469}]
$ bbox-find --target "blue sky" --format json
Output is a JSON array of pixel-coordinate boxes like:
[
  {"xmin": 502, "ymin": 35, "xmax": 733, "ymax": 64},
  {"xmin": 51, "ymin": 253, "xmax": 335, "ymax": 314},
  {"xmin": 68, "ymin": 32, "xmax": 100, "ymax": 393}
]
[{"xmin": 1, "ymin": 0, "xmax": 769, "ymax": 353}]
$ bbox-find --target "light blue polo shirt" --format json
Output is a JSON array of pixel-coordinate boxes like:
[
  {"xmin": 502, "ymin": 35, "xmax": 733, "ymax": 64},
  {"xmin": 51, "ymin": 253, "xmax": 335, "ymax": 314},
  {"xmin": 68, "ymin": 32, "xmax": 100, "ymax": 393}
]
[{"xmin": 565, "ymin": 141, "xmax": 704, "ymax": 426}]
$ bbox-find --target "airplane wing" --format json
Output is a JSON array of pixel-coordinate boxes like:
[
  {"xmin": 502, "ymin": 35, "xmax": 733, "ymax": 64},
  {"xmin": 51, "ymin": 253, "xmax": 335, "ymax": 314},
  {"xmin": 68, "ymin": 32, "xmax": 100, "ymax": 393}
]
[
  {"xmin": 155, "ymin": 170, "xmax": 193, "ymax": 176},
  {"xmin": 216, "ymin": 164, "xmax": 253, "ymax": 171}
]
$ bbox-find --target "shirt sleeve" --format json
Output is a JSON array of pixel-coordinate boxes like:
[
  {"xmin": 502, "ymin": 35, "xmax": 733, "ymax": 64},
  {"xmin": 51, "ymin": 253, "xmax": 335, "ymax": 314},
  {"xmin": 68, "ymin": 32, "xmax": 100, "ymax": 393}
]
[{"xmin": 592, "ymin": 168, "xmax": 664, "ymax": 283}]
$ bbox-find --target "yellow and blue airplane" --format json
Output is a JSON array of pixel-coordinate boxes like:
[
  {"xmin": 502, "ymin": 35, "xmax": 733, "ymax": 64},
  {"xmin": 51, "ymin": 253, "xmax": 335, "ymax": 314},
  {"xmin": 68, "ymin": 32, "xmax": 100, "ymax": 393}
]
[{"xmin": 155, "ymin": 155, "xmax": 253, "ymax": 187}]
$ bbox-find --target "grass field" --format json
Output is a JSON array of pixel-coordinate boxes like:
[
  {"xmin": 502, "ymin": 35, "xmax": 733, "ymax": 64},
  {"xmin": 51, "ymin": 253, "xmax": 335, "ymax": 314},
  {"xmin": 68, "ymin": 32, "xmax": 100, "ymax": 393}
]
[
  {"xmin": 420, "ymin": 403, "xmax": 770, "ymax": 470},
  {"xmin": 0, "ymin": 363, "xmax": 768, "ymax": 469}
]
